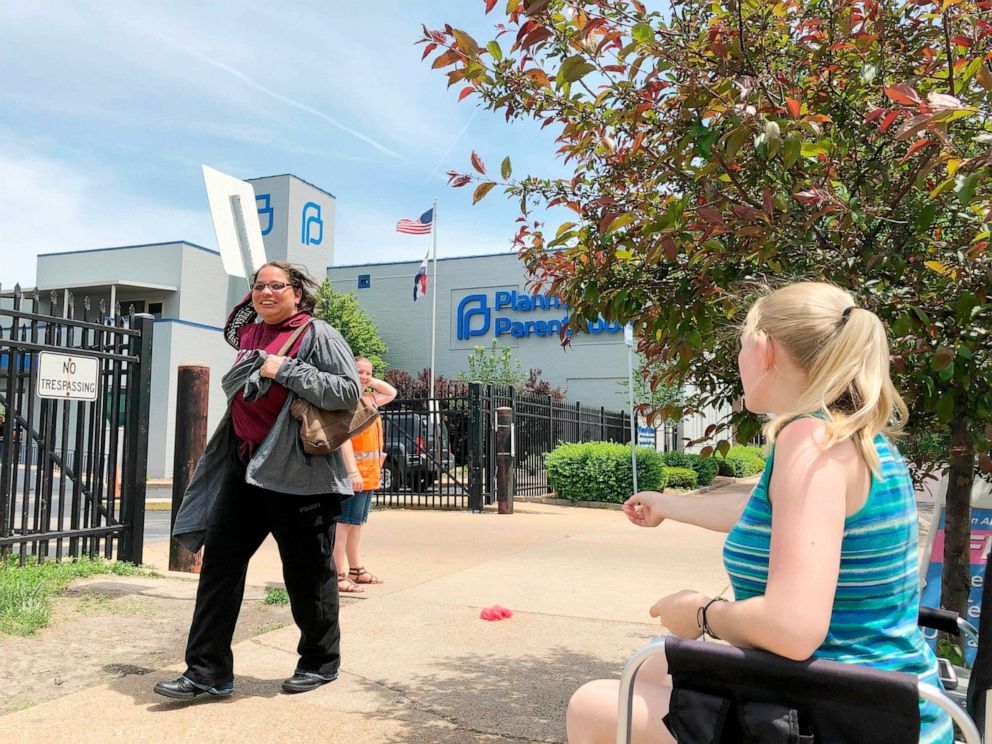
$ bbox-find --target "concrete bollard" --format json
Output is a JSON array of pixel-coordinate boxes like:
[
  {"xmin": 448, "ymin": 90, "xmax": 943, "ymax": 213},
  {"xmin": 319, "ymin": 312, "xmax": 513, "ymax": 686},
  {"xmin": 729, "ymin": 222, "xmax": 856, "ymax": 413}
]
[
  {"xmin": 495, "ymin": 406, "xmax": 514, "ymax": 515},
  {"xmin": 169, "ymin": 364, "xmax": 209, "ymax": 573}
]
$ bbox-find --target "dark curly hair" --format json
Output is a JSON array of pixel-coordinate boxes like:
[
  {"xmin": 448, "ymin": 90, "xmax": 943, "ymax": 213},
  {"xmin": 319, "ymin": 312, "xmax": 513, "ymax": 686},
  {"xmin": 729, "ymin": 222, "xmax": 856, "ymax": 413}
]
[{"xmin": 253, "ymin": 261, "xmax": 320, "ymax": 313}]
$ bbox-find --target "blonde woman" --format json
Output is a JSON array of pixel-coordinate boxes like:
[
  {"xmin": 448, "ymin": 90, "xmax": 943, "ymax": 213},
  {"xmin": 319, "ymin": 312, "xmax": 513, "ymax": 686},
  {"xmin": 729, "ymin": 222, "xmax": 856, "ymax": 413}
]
[
  {"xmin": 334, "ymin": 356, "xmax": 397, "ymax": 593},
  {"xmin": 566, "ymin": 282, "xmax": 952, "ymax": 744}
]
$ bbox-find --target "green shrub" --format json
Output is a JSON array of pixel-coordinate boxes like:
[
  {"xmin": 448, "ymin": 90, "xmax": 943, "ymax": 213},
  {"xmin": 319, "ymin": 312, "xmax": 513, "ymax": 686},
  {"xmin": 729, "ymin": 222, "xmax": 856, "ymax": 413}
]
[
  {"xmin": 663, "ymin": 466, "xmax": 698, "ymax": 489},
  {"xmin": 545, "ymin": 442, "xmax": 598, "ymax": 501},
  {"xmin": 661, "ymin": 451, "xmax": 719, "ymax": 487},
  {"xmin": 716, "ymin": 445, "xmax": 767, "ymax": 478},
  {"xmin": 546, "ymin": 442, "xmax": 666, "ymax": 503}
]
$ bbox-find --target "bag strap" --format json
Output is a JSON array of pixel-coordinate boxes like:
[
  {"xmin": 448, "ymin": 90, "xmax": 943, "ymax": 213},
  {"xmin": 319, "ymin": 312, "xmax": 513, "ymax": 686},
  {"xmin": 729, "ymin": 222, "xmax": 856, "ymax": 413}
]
[{"xmin": 275, "ymin": 318, "xmax": 313, "ymax": 357}]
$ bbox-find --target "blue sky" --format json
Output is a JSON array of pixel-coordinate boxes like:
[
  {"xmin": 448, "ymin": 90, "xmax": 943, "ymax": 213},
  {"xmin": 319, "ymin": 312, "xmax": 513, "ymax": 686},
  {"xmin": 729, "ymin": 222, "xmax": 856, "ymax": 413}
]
[{"xmin": 0, "ymin": 1, "xmax": 567, "ymax": 287}]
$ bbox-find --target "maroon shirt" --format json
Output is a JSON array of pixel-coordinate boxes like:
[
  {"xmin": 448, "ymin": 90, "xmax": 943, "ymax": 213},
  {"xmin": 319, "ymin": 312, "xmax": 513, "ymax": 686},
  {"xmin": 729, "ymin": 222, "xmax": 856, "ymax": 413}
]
[{"xmin": 230, "ymin": 311, "xmax": 311, "ymax": 455}]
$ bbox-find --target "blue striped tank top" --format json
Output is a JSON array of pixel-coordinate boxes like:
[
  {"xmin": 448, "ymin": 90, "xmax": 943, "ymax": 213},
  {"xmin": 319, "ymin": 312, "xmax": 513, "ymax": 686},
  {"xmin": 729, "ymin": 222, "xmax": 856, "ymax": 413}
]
[{"xmin": 723, "ymin": 431, "xmax": 953, "ymax": 743}]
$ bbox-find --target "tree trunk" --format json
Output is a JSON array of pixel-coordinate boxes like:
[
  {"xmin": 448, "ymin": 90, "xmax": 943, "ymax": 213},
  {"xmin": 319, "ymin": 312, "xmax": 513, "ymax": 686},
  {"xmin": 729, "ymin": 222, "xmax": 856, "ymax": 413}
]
[{"xmin": 940, "ymin": 423, "xmax": 976, "ymax": 615}]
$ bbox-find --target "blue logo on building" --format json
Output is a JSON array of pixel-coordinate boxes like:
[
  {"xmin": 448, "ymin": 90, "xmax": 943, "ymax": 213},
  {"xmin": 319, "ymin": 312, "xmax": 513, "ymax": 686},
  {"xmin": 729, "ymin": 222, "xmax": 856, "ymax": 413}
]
[
  {"xmin": 302, "ymin": 202, "xmax": 323, "ymax": 246},
  {"xmin": 256, "ymin": 194, "xmax": 274, "ymax": 237},
  {"xmin": 455, "ymin": 290, "xmax": 622, "ymax": 341},
  {"xmin": 456, "ymin": 295, "xmax": 491, "ymax": 340}
]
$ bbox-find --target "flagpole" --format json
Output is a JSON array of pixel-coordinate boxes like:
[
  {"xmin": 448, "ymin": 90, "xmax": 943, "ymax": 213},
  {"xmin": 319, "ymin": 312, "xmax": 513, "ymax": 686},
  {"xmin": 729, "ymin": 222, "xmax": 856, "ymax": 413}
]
[{"xmin": 429, "ymin": 198, "xmax": 438, "ymax": 399}]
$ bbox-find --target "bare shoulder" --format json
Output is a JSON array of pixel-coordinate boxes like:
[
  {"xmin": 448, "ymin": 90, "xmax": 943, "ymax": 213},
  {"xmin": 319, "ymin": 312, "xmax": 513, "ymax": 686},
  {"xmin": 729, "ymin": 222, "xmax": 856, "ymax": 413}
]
[
  {"xmin": 777, "ymin": 417, "xmax": 860, "ymax": 462},
  {"xmin": 773, "ymin": 417, "xmax": 862, "ymax": 491}
]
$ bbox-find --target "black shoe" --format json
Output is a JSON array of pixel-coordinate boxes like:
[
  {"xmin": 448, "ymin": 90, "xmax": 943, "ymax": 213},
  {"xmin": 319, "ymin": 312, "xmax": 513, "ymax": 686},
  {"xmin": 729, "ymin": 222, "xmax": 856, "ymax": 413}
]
[
  {"xmin": 281, "ymin": 670, "xmax": 339, "ymax": 694},
  {"xmin": 153, "ymin": 676, "xmax": 234, "ymax": 700}
]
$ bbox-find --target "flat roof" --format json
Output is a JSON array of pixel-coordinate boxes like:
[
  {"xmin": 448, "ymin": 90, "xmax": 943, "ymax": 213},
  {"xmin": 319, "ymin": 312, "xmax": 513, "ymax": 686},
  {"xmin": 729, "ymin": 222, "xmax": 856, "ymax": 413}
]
[
  {"xmin": 247, "ymin": 173, "xmax": 337, "ymax": 200},
  {"xmin": 39, "ymin": 240, "xmax": 218, "ymax": 258},
  {"xmin": 37, "ymin": 279, "xmax": 178, "ymax": 293},
  {"xmin": 328, "ymin": 250, "xmax": 519, "ymax": 271}
]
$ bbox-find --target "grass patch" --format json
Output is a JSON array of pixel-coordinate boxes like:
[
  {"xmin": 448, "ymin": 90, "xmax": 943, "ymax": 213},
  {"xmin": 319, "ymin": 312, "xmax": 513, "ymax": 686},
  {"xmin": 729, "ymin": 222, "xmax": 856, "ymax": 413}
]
[
  {"xmin": 251, "ymin": 622, "xmax": 287, "ymax": 637},
  {"xmin": 263, "ymin": 587, "xmax": 290, "ymax": 605},
  {"xmin": 0, "ymin": 558, "xmax": 153, "ymax": 636},
  {"xmin": 75, "ymin": 593, "xmax": 151, "ymax": 617}
]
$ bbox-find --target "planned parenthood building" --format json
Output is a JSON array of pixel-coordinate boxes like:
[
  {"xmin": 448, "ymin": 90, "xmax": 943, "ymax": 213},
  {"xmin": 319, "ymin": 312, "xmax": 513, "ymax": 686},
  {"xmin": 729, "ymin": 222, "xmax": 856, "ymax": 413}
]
[{"xmin": 8, "ymin": 173, "xmax": 720, "ymax": 479}]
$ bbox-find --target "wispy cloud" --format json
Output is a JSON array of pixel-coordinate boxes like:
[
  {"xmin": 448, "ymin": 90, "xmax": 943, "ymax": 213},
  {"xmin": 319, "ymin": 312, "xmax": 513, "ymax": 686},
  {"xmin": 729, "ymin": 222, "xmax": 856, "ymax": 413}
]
[
  {"xmin": 126, "ymin": 22, "xmax": 404, "ymax": 161},
  {"xmin": 427, "ymin": 109, "xmax": 479, "ymax": 183},
  {"xmin": 0, "ymin": 145, "xmax": 211, "ymax": 288}
]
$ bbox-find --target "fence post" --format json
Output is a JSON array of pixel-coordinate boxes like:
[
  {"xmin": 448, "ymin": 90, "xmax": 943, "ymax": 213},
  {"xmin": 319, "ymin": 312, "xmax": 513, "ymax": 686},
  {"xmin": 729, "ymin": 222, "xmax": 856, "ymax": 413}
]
[
  {"xmin": 495, "ymin": 406, "xmax": 514, "ymax": 514},
  {"xmin": 119, "ymin": 314, "xmax": 153, "ymax": 565},
  {"xmin": 601, "ymin": 406, "xmax": 607, "ymax": 441},
  {"xmin": 169, "ymin": 364, "xmax": 209, "ymax": 572},
  {"xmin": 467, "ymin": 381, "xmax": 484, "ymax": 513}
]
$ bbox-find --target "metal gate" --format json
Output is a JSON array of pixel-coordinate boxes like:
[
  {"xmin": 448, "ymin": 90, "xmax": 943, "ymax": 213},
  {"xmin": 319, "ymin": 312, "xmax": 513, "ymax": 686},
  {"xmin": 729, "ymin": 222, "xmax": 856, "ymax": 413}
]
[
  {"xmin": 0, "ymin": 286, "xmax": 153, "ymax": 565},
  {"xmin": 370, "ymin": 381, "xmax": 633, "ymax": 510}
]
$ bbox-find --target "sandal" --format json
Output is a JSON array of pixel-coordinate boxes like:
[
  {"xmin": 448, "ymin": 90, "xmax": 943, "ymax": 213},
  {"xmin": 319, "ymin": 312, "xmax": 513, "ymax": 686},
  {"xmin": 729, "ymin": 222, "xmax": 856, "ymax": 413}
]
[
  {"xmin": 349, "ymin": 566, "xmax": 383, "ymax": 585},
  {"xmin": 337, "ymin": 572, "xmax": 364, "ymax": 593}
]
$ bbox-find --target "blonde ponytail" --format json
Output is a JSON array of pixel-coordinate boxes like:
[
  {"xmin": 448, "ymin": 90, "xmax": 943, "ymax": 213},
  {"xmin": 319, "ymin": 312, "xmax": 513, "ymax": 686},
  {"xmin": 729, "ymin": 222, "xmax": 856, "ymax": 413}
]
[{"xmin": 745, "ymin": 283, "xmax": 908, "ymax": 474}]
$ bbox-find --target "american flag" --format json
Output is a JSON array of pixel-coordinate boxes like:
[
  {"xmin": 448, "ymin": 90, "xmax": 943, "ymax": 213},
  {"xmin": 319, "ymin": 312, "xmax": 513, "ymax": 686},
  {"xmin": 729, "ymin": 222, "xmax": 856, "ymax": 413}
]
[{"xmin": 396, "ymin": 208, "xmax": 434, "ymax": 235}]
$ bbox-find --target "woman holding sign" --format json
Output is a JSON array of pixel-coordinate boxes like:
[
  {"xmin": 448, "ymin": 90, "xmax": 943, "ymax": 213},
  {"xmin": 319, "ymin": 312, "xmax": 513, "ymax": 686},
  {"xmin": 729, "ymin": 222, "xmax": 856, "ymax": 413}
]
[{"xmin": 156, "ymin": 261, "xmax": 360, "ymax": 700}]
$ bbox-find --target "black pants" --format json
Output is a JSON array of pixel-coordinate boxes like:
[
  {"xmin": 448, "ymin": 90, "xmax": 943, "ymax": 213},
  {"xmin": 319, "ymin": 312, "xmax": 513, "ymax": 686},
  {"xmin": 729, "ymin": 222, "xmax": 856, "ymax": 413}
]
[{"xmin": 183, "ymin": 462, "xmax": 342, "ymax": 686}]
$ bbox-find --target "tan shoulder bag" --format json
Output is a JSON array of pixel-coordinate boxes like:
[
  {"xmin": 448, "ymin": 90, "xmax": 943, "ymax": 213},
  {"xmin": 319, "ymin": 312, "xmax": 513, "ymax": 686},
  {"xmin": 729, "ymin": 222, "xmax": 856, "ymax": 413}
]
[{"xmin": 274, "ymin": 320, "xmax": 379, "ymax": 455}]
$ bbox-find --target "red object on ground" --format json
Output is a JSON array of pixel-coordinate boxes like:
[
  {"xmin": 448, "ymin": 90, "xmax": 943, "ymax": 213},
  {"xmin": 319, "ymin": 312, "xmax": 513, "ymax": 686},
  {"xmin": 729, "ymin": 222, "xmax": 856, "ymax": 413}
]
[{"xmin": 480, "ymin": 604, "xmax": 513, "ymax": 621}]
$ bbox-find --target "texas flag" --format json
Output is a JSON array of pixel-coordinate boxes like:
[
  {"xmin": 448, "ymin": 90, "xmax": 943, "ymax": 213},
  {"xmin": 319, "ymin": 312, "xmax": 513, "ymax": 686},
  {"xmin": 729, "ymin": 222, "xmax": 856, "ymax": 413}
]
[{"xmin": 413, "ymin": 253, "xmax": 428, "ymax": 301}]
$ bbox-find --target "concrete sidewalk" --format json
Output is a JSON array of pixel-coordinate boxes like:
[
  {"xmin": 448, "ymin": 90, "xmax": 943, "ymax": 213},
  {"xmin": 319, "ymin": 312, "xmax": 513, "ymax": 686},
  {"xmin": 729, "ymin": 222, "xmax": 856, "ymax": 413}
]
[{"xmin": 1, "ymin": 482, "xmax": 750, "ymax": 744}]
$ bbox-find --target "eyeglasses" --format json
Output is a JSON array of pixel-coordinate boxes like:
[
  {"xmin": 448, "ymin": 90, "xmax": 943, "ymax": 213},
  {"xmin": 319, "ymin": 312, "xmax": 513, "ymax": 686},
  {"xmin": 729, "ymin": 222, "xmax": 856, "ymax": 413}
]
[{"xmin": 251, "ymin": 281, "xmax": 293, "ymax": 293}]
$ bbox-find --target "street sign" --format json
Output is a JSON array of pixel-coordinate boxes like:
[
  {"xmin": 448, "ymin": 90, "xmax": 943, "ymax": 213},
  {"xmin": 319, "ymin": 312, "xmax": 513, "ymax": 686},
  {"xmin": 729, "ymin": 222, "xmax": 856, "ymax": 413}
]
[
  {"xmin": 36, "ymin": 352, "xmax": 98, "ymax": 401},
  {"xmin": 637, "ymin": 425, "xmax": 656, "ymax": 447},
  {"xmin": 202, "ymin": 165, "xmax": 267, "ymax": 283},
  {"xmin": 624, "ymin": 322, "xmax": 634, "ymax": 347}
]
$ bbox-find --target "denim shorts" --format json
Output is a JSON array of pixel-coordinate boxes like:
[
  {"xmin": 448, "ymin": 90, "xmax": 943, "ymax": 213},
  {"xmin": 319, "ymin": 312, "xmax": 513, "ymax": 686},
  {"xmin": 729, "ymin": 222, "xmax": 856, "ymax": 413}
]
[{"xmin": 338, "ymin": 491, "xmax": 372, "ymax": 525}]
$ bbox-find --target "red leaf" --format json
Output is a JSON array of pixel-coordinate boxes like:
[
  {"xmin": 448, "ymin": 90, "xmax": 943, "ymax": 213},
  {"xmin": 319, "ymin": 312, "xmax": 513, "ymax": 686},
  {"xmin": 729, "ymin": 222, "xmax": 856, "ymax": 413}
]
[
  {"xmin": 471, "ymin": 151, "xmax": 486, "ymax": 175},
  {"xmin": 864, "ymin": 107, "xmax": 887, "ymax": 124},
  {"xmin": 485, "ymin": 0, "xmax": 497, "ymax": 12},
  {"xmin": 421, "ymin": 42, "xmax": 438, "ymax": 61},
  {"xmin": 884, "ymin": 84, "xmax": 920, "ymax": 106},
  {"xmin": 900, "ymin": 137, "xmax": 931, "ymax": 162},
  {"xmin": 786, "ymin": 98, "xmax": 801, "ymax": 119},
  {"xmin": 599, "ymin": 212, "xmax": 619, "ymax": 232},
  {"xmin": 458, "ymin": 86, "xmax": 474, "ymax": 101},
  {"xmin": 879, "ymin": 110, "xmax": 901, "ymax": 133}
]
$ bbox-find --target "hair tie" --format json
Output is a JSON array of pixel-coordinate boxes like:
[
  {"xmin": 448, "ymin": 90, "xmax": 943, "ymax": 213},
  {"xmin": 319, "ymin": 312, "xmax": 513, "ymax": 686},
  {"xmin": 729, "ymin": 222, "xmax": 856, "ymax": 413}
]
[{"xmin": 841, "ymin": 306, "xmax": 855, "ymax": 323}]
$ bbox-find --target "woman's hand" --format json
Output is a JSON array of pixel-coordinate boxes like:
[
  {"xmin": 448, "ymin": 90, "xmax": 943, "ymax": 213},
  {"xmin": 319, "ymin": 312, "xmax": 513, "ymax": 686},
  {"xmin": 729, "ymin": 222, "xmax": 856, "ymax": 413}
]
[
  {"xmin": 260, "ymin": 354, "xmax": 287, "ymax": 379},
  {"xmin": 349, "ymin": 471, "xmax": 365, "ymax": 492},
  {"xmin": 650, "ymin": 590, "xmax": 708, "ymax": 640},
  {"xmin": 622, "ymin": 491, "xmax": 667, "ymax": 528}
]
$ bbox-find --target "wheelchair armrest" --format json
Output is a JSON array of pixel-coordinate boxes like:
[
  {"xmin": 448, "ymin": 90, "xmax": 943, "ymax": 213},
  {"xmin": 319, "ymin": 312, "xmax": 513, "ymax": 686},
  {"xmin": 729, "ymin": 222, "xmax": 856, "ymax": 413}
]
[
  {"xmin": 919, "ymin": 606, "xmax": 980, "ymax": 647},
  {"xmin": 919, "ymin": 606, "xmax": 962, "ymax": 635}
]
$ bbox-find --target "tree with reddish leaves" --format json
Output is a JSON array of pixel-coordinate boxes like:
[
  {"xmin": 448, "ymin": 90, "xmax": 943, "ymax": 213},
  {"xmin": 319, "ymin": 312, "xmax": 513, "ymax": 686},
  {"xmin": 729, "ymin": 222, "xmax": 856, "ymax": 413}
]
[{"xmin": 422, "ymin": 0, "xmax": 992, "ymax": 615}]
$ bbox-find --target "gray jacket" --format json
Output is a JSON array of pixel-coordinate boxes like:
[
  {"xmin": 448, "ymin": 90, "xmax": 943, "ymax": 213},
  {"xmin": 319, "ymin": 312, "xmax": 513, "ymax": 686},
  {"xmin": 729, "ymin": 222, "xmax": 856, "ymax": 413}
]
[{"xmin": 173, "ymin": 319, "xmax": 360, "ymax": 551}]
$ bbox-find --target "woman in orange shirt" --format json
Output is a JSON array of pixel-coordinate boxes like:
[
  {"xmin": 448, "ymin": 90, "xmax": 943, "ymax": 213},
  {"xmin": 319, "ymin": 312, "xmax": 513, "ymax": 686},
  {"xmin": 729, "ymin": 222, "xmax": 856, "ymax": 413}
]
[{"xmin": 336, "ymin": 357, "xmax": 397, "ymax": 593}]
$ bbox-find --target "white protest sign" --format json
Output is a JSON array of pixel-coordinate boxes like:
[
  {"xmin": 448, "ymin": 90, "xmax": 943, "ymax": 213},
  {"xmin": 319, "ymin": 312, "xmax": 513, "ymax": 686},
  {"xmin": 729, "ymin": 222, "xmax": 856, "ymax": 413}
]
[{"xmin": 202, "ymin": 165, "xmax": 267, "ymax": 282}]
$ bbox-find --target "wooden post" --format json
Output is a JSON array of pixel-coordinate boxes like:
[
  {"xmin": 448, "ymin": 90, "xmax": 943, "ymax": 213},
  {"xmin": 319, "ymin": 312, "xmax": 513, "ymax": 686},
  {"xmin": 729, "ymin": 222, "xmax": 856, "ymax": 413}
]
[
  {"xmin": 495, "ymin": 406, "xmax": 514, "ymax": 515},
  {"xmin": 169, "ymin": 364, "xmax": 208, "ymax": 573}
]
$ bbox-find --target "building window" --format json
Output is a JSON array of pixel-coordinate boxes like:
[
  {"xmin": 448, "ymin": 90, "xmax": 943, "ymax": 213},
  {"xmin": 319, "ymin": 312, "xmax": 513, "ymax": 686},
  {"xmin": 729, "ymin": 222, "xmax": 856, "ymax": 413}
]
[
  {"xmin": 357, "ymin": 274, "xmax": 371, "ymax": 289},
  {"xmin": 148, "ymin": 302, "xmax": 163, "ymax": 319}
]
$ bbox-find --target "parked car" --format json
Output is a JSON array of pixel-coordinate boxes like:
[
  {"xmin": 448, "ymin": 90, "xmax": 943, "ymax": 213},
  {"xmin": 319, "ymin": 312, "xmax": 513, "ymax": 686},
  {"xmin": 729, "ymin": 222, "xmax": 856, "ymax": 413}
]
[{"xmin": 380, "ymin": 411, "xmax": 454, "ymax": 492}]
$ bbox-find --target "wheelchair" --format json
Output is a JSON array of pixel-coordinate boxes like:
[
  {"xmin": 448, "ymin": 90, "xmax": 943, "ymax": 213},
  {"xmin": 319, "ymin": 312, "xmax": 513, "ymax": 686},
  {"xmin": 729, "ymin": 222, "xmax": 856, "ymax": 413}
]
[{"xmin": 617, "ymin": 561, "xmax": 991, "ymax": 743}]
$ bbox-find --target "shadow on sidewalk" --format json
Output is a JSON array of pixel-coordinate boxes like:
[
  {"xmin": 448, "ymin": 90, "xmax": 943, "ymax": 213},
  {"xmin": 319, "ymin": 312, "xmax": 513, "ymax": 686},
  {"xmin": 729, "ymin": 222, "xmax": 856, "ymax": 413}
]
[
  {"xmin": 353, "ymin": 646, "xmax": 626, "ymax": 743},
  {"xmin": 114, "ymin": 673, "xmax": 285, "ymax": 711}
]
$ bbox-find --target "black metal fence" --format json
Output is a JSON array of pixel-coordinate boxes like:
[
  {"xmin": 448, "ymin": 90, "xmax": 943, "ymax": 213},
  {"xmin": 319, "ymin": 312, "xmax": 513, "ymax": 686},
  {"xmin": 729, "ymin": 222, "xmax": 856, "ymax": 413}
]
[
  {"xmin": 371, "ymin": 381, "xmax": 632, "ymax": 509},
  {"xmin": 0, "ymin": 286, "xmax": 153, "ymax": 565}
]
